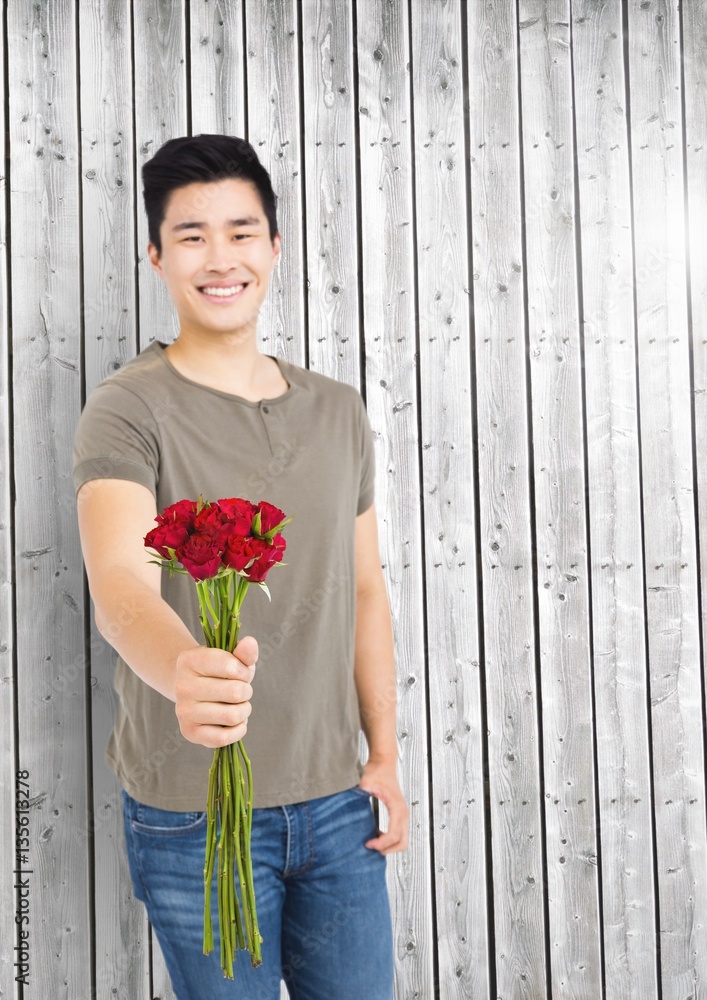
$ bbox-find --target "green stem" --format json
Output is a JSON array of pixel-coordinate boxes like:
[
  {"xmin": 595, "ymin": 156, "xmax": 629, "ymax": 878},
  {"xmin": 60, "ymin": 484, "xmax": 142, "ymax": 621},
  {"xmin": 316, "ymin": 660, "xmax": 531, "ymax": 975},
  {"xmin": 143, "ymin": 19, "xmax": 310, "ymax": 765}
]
[
  {"xmin": 237, "ymin": 740, "xmax": 261, "ymax": 966},
  {"xmin": 223, "ymin": 739, "xmax": 236, "ymax": 971},
  {"xmin": 199, "ymin": 569, "xmax": 262, "ymax": 975},
  {"xmin": 231, "ymin": 755, "xmax": 253, "ymax": 955},
  {"xmin": 202, "ymin": 748, "xmax": 219, "ymax": 954},
  {"xmin": 195, "ymin": 581, "xmax": 215, "ymax": 646},
  {"xmin": 217, "ymin": 576, "xmax": 227, "ymax": 649},
  {"xmin": 227, "ymin": 576, "xmax": 246, "ymax": 653},
  {"xmin": 229, "ymin": 744, "xmax": 245, "ymax": 951},
  {"xmin": 219, "ymin": 742, "xmax": 234, "ymax": 979},
  {"xmin": 239, "ymin": 741, "xmax": 254, "ymax": 844},
  {"xmin": 202, "ymin": 581, "xmax": 220, "ymax": 639}
]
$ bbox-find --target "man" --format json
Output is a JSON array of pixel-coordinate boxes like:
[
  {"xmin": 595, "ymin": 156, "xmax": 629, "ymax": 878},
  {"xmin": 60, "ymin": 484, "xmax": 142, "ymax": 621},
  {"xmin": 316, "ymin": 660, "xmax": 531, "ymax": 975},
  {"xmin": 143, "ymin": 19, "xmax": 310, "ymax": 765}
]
[{"xmin": 73, "ymin": 134, "xmax": 408, "ymax": 999}]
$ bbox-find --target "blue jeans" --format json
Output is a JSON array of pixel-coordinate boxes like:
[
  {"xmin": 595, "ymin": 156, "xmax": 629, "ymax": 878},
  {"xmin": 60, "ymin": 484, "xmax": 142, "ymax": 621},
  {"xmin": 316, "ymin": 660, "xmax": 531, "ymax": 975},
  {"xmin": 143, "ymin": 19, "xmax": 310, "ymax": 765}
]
[{"xmin": 122, "ymin": 786, "xmax": 394, "ymax": 999}]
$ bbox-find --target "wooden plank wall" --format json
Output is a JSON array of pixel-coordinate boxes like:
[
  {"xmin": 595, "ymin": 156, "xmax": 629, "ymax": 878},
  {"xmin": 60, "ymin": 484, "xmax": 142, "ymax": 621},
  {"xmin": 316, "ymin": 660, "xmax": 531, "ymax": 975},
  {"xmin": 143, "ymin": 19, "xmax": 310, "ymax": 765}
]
[
  {"xmin": 0, "ymin": 6, "xmax": 14, "ymax": 998},
  {"xmin": 1, "ymin": 1, "xmax": 706, "ymax": 998}
]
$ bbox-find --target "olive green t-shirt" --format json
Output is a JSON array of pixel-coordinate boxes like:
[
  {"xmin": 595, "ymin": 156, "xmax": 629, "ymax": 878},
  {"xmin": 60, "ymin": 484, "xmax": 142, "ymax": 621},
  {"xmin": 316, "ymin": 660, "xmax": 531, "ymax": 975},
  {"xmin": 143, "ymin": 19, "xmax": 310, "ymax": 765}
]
[{"xmin": 73, "ymin": 341, "xmax": 375, "ymax": 809}]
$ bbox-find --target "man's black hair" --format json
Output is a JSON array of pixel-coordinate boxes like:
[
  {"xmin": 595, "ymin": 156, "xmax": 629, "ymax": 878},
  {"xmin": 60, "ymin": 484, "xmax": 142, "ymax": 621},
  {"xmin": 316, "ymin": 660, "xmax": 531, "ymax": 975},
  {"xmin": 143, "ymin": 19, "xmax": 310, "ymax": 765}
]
[{"xmin": 142, "ymin": 134, "xmax": 279, "ymax": 256}]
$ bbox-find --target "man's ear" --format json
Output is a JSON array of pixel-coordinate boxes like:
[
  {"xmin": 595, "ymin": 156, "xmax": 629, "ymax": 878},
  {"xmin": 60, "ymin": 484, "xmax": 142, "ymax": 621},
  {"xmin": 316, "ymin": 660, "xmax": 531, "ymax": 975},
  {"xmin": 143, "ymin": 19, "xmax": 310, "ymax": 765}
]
[
  {"xmin": 272, "ymin": 233, "xmax": 281, "ymax": 266},
  {"xmin": 147, "ymin": 242, "xmax": 163, "ymax": 276}
]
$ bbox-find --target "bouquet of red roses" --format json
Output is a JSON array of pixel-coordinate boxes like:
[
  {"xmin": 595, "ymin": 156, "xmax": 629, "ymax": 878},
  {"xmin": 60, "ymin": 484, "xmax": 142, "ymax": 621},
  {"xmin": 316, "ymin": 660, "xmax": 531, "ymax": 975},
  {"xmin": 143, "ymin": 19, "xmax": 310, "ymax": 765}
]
[{"xmin": 145, "ymin": 495, "xmax": 291, "ymax": 977}]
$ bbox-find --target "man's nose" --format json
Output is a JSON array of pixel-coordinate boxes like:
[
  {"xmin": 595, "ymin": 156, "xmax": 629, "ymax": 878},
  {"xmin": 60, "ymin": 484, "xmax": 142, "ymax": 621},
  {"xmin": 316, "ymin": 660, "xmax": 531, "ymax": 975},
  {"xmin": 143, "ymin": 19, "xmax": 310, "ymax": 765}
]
[{"xmin": 205, "ymin": 237, "xmax": 243, "ymax": 269}]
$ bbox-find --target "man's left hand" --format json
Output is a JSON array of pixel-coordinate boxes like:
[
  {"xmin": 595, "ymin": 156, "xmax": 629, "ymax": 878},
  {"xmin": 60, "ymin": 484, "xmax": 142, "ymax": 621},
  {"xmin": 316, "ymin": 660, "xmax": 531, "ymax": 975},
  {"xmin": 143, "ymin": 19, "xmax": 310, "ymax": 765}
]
[{"xmin": 358, "ymin": 762, "xmax": 409, "ymax": 855}]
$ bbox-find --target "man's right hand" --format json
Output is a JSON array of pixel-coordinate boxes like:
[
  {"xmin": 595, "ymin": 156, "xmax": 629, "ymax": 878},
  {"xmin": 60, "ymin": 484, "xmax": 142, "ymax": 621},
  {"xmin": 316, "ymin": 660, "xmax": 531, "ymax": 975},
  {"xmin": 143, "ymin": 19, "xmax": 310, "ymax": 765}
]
[{"xmin": 174, "ymin": 635, "xmax": 258, "ymax": 748}]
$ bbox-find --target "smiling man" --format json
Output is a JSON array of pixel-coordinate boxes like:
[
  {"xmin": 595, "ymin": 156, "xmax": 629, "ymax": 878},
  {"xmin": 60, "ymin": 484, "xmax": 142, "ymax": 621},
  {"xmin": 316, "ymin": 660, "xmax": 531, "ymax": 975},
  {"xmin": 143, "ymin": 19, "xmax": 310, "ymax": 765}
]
[{"xmin": 73, "ymin": 135, "xmax": 408, "ymax": 999}]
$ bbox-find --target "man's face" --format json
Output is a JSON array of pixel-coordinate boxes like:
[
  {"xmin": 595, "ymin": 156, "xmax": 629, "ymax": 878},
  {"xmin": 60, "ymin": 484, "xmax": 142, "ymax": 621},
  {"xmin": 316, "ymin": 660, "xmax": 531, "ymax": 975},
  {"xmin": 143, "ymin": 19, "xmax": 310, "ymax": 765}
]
[{"xmin": 147, "ymin": 177, "xmax": 281, "ymax": 340}]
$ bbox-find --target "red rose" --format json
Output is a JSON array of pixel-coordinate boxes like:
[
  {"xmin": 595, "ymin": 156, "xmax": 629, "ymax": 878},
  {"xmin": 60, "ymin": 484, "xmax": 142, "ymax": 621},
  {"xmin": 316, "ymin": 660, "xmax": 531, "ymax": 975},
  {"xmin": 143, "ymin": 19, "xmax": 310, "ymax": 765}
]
[
  {"xmin": 144, "ymin": 522, "xmax": 191, "ymax": 559},
  {"xmin": 268, "ymin": 532, "xmax": 287, "ymax": 560},
  {"xmin": 193, "ymin": 504, "xmax": 235, "ymax": 547},
  {"xmin": 245, "ymin": 533, "xmax": 286, "ymax": 582},
  {"xmin": 222, "ymin": 534, "xmax": 259, "ymax": 573},
  {"xmin": 175, "ymin": 535, "xmax": 223, "ymax": 581},
  {"xmin": 156, "ymin": 498, "xmax": 198, "ymax": 529},
  {"xmin": 254, "ymin": 501, "xmax": 287, "ymax": 537},
  {"xmin": 216, "ymin": 497, "xmax": 259, "ymax": 535}
]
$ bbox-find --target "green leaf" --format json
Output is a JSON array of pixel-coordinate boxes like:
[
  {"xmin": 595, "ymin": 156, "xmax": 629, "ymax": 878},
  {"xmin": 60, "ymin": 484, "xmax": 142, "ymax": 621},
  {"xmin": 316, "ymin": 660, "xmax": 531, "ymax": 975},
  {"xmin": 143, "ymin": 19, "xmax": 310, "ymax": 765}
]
[
  {"xmin": 251, "ymin": 510, "xmax": 262, "ymax": 537},
  {"xmin": 257, "ymin": 581, "xmax": 271, "ymax": 601},
  {"xmin": 261, "ymin": 515, "xmax": 293, "ymax": 540}
]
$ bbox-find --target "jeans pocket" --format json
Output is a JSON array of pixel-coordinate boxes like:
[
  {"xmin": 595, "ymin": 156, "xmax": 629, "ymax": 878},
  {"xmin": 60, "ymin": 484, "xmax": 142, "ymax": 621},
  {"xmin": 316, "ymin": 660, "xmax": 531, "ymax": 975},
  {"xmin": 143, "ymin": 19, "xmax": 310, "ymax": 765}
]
[
  {"xmin": 349, "ymin": 784, "xmax": 373, "ymax": 799},
  {"xmin": 130, "ymin": 799, "xmax": 207, "ymax": 837}
]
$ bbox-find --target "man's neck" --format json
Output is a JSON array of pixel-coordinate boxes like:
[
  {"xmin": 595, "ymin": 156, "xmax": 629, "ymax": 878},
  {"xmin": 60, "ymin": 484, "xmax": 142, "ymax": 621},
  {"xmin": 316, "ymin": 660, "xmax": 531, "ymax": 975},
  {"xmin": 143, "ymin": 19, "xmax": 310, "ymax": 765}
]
[{"xmin": 164, "ymin": 329, "xmax": 279, "ymax": 401}]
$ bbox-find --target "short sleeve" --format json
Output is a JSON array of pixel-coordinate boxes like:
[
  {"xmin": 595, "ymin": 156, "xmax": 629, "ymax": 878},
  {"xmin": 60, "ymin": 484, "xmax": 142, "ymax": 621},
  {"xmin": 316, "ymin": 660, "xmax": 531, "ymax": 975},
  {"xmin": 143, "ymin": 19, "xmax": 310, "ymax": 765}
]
[
  {"xmin": 73, "ymin": 382, "xmax": 160, "ymax": 497},
  {"xmin": 356, "ymin": 393, "xmax": 375, "ymax": 515}
]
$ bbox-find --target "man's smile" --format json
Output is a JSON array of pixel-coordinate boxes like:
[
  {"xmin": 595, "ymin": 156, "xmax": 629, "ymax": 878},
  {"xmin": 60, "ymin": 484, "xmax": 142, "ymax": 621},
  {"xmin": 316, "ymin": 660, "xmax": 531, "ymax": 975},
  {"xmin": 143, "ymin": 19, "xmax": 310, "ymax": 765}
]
[{"xmin": 197, "ymin": 282, "xmax": 249, "ymax": 303}]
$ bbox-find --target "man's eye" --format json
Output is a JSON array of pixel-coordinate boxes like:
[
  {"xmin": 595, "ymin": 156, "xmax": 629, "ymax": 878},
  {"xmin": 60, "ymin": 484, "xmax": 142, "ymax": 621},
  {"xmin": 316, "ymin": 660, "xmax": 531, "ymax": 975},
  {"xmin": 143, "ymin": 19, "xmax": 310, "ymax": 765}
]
[{"xmin": 181, "ymin": 233, "xmax": 255, "ymax": 243}]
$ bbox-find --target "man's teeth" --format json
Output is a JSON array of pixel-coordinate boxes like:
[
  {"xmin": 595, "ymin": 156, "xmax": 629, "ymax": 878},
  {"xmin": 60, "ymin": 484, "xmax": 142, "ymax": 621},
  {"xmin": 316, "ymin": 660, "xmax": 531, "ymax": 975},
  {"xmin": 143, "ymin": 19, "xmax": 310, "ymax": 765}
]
[{"xmin": 200, "ymin": 285, "xmax": 244, "ymax": 297}]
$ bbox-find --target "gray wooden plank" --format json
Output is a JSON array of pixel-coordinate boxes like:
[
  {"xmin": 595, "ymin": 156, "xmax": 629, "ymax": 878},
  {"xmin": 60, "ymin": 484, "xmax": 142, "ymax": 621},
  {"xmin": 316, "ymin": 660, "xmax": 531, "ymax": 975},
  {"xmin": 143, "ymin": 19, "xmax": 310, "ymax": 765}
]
[
  {"xmin": 518, "ymin": 1, "xmax": 603, "ymax": 996},
  {"xmin": 572, "ymin": 2, "xmax": 658, "ymax": 997},
  {"xmin": 245, "ymin": 0, "xmax": 305, "ymax": 367},
  {"xmin": 411, "ymin": 1, "xmax": 489, "ymax": 997},
  {"xmin": 355, "ymin": 1, "xmax": 434, "ymax": 996},
  {"xmin": 78, "ymin": 1, "xmax": 152, "ymax": 997},
  {"xmin": 467, "ymin": 1, "xmax": 548, "ymax": 996},
  {"xmin": 150, "ymin": 934, "xmax": 176, "ymax": 1000},
  {"xmin": 300, "ymin": 0, "xmax": 362, "ymax": 385},
  {"xmin": 7, "ymin": 0, "xmax": 91, "ymax": 995},
  {"xmin": 683, "ymin": 0, "xmax": 707, "ymax": 861},
  {"xmin": 0, "ymin": 12, "xmax": 19, "ymax": 997},
  {"xmin": 189, "ymin": 0, "xmax": 246, "ymax": 136},
  {"xmin": 626, "ymin": 2, "xmax": 707, "ymax": 997},
  {"xmin": 132, "ymin": 2, "xmax": 187, "ymax": 994},
  {"xmin": 134, "ymin": 0, "xmax": 187, "ymax": 352}
]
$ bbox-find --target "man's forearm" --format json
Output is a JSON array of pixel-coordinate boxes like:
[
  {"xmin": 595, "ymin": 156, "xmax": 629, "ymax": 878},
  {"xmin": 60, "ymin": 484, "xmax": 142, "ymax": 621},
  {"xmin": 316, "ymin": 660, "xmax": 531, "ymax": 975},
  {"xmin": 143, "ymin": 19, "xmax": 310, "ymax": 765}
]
[
  {"xmin": 353, "ymin": 574, "xmax": 410, "ymax": 854},
  {"xmin": 91, "ymin": 567, "xmax": 198, "ymax": 702},
  {"xmin": 353, "ymin": 584, "xmax": 399, "ymax": 764}
]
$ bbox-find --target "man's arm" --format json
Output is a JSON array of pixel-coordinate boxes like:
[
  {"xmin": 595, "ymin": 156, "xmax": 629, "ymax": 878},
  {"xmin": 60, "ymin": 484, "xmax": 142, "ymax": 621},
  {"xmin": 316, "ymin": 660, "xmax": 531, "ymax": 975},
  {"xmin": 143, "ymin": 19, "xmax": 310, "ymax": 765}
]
[
  {"xmin": 353, "ymin": 503, "xmax": 409, "ymax": 854},
  {"xmin": 77, "ymin": 478, "xmax": 256, "ymax": 748}
]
